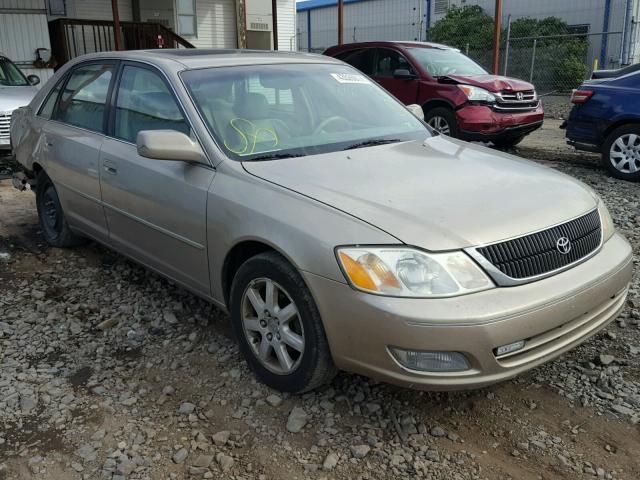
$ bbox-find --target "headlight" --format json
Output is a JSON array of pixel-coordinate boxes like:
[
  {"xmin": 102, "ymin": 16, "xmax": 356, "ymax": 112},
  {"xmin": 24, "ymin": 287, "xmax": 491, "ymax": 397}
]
[
  {"xmin": 457, "ymin": 85, "xmax": 496, "ymax": 103},
  {"xmin": 598, "ymin": 201, "xmax": 615, "ymax": 241},
  {"xmin": 336, "ymin": 247, "xmax": 493, "ymax": 298}
]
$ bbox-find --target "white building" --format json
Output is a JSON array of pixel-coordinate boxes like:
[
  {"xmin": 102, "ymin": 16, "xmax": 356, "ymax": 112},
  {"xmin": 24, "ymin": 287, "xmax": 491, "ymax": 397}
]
[{"xmin": 0, "ymin": 0, "xmax": 297, "ymax": 84}]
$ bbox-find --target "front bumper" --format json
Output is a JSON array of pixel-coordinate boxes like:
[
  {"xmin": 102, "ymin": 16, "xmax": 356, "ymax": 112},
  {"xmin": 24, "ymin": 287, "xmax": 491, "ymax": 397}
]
[
  {"xmin": 304, "ymin": 233, "xmax": 632, "ymax": 390},
  {"xmin": 456, "ymin": 103, "xmax": 544, "ymax": 141}
]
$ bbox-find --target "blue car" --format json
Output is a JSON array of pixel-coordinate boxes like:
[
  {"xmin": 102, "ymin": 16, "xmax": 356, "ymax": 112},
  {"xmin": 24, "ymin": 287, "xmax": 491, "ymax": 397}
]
[{"xmin": 564, "ymin": 68, "xmax": 640, "ymax": 182}]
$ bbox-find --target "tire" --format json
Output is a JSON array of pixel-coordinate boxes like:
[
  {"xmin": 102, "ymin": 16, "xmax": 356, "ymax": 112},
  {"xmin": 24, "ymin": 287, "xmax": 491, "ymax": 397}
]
[
  {"xmin": 230, "ymin": 251, "xmax": 336, "ymax": 393},
  {"xmin": 423, "ymin": 107, "xmax": 459, "ymax": 138},
  {"xmin": 601, "ymin": 124, "xmax": 640, "ymax": 182},
  {"xmin": 35, "ymin": 170, "xmax": 86, "ymax": 247},
  {"xmin": 492, "ymin": 135, "xmax": 525, "ymax": 149}
]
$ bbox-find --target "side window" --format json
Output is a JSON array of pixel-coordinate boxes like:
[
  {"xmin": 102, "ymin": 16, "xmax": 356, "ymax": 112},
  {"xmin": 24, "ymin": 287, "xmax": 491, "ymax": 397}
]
[
  {"xmin": 376, "ymin": 49, "xmax": 413, "ymax": 77},
  {"xmin": 38, "ymin": 77, "xmax": 65, "ymax": 119},
  {"xmin": 53, "ymin": 64, "xmax": 113, "ymax": 132},
  {"xmin": 337, "ymin": 49, "xmax": 374, "ymax": 75},
  {"xmin": 114, "ymin": 65, "xmax": 190, "ymax": 143}
]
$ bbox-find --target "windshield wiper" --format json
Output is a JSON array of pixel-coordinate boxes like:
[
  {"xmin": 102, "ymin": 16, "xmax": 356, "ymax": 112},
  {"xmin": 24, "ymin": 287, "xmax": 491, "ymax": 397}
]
[
  {"xmin": 343, "ymin": 139, "xmax": 402, "ymax": 150},
  {"xmin": 246, "ymin": 153, "xmax": 301, "ymax": 161}
]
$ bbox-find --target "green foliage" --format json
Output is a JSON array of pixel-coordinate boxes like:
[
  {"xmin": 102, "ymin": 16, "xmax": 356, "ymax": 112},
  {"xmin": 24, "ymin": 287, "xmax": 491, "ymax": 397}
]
[{"xmin": 428, "ymin": 7, "xmax": 590, "ymax": 92}]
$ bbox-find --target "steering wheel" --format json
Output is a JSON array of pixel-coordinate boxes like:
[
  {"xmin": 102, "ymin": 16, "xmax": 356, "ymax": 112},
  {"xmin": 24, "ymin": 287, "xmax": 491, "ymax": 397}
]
[{"xmin": 313, "ymin": 116, "xmax": 350, "ymax": 135}]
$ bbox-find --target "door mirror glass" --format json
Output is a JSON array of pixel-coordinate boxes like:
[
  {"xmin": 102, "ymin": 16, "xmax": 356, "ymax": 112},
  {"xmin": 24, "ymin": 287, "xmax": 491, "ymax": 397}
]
[
  {"xmin": 393, "ymin": 69, "xmax": 415, "ymax": 80},
  {"xmin": 27, "ymin": 74, "xmax": 40, "ymax": 86},
  {"xmin": 406, "ymin": 104, "xmax": 424, "ymax": 121},
  {"xmin": 136, "ymin": 130, "xmax": 208, "ymax": 165}
]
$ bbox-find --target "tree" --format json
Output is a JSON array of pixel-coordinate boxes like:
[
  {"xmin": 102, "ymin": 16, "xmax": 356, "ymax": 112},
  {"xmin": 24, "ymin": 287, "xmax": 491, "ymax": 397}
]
[{"xmin": 428, "ymin": 6, "xmax": 494, "ymax": 50}]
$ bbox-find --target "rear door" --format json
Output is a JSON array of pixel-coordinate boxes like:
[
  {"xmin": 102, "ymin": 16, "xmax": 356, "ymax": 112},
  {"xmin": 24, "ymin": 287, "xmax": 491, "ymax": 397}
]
[
  {"xmin": 43, "ymin": 62, "xmax": 116, "ymax": 242},
  {"xmin": 371, "ymin": 48, "xmax": 419, "ymax": 105},
  {"xmin": 99, "ymin": 62, "xmax": 215, "ymax": 296}
]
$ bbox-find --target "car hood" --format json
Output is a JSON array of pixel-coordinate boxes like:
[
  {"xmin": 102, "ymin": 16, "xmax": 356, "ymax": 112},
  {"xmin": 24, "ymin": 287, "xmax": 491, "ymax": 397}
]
[
  {"xmin": 0, "ymin": 86, "xmax": 38, "ymax": 112},
  {"xmin": 440, "ymin": 74, "xmax": 534, "ymax": 92},
  {"xmin": 242, "ymin": 137, "xmax": 597, "ymax": 251}
]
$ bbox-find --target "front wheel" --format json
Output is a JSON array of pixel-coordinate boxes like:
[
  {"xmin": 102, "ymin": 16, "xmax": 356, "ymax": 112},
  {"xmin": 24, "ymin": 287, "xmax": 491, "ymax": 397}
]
[
  {"xmin": 423, "ymin": 107, "xmax": 459, "ymax": 138},
  {"xmin": 35, "ymin": 171, "xmax": 86, "ymax": 247},
  {"xmin": 229, "ymin": 252, "xmax": 336, "ymax": 393},
  {"xmin": 602, "ymin": 125, "xmax": 640, "ymax": 182}
]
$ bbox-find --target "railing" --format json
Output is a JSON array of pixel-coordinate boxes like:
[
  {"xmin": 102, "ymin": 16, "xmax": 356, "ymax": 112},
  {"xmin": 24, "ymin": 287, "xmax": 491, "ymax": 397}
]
[{"xmin": 49, "ymin": 19, "xmax": 195, "ymax": 66}]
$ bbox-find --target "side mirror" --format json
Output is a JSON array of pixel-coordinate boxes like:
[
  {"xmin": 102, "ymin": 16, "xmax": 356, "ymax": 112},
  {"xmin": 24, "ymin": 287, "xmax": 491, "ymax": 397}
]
[
  {"xmin": 137, "ymin": 130, "xmax": 209, "ymax": 165},
  {"xmin": 406, "ymin": 104, "xmax": 424, "ymax": 121},
  {"xmin": 393, "ymin": 68, "xmax": 416, "ymax": 80},
  {"xmin": 27, "ymin": 74, "xmax": 40, "ymax": 86}
]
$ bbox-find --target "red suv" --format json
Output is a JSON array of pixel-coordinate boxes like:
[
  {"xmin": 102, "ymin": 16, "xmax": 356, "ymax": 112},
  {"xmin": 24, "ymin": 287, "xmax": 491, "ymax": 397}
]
[{"xmin": 324, "ymin": 41, "xmax": 544, "ymax": 147}]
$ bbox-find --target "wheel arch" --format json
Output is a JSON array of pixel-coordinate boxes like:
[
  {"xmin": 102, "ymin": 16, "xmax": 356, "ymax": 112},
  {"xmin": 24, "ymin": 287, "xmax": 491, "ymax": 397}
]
[
  {"xmin": 601, "ymin": 118, "xmax": 640, "ymax": 146},
  {"xmin": 421, "ymin": 98, "xmax": 457, "ymax": 115}
]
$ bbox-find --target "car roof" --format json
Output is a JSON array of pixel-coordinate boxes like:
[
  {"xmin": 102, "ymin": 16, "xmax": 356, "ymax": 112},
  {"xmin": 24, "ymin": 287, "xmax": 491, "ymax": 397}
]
[
  {"xmin": 64, "ymin": 49, "xmax": 342, "ymax": 70},
  {"xmin": 326, "ymin": 41, "xmax": 455, "ymax": 51}
]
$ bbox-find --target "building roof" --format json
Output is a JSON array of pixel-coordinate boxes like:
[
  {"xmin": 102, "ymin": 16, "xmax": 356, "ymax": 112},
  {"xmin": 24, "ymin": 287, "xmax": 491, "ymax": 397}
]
[{"xmin": 296, "ymin": 0, "xmax": 367, "ymax": 12}]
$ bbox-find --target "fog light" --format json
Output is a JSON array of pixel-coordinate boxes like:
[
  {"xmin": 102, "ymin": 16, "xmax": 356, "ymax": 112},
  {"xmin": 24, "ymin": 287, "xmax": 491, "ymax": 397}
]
[
  {"xmin": 495, "ymin": 340, "xmax": 525, "ymax": 357},
  {"xmin": 389, "ymin": 347, "xmax": 470, "ymax": 372}
]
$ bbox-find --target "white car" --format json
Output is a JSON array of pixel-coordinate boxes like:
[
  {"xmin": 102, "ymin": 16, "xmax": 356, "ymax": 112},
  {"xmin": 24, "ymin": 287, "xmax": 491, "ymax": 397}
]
[{"xmin": 0, "ymin": 55, "xmax": 39, "ymax": 150}]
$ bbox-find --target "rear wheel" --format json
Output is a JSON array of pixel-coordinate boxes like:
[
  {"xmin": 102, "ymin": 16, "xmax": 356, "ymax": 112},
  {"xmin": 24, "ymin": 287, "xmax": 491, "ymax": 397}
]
[
  {"xmin": 35, "ymin": 171, "xmax": 86, "ymax": 247},
  {"xmin": 229, "ymin": 252, "xmax": 336, "ymax": 392},
  {"xmin": 602, "ymin": 125, "xmax": 640, "ymax": 182},
  {"xmin": 423, "ymin": 107, "xmax": 459, "ymax": 138}
]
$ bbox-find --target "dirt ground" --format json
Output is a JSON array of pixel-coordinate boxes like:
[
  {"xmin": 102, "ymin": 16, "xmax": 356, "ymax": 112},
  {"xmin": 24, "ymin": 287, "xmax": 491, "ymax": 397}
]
[{"xmin": 1, "ymin": 120, "xmax": 639, "ymax": 480}]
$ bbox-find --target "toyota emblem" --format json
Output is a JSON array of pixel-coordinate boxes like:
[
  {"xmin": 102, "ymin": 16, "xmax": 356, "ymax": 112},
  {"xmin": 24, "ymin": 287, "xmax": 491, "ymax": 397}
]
[
  {"xmin": 556, "ymin": 237, "xmax": 571, "ymax": 255},
  {"xmin": 516, "ymin": 92, "xmax": 524, "ymax": 101}
]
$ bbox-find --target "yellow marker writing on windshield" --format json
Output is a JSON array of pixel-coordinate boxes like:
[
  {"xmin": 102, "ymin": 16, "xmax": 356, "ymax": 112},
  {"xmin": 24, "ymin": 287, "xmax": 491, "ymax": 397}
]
[{"xmin": 224, "ymin": 118, "xmax": 279, "ymax": 155}]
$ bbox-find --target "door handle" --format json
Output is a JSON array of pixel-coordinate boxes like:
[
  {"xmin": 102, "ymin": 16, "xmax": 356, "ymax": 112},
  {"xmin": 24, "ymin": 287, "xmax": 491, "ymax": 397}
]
[{"xmin": 103, "ymin": 161, "xmax": 117, "ymax": 175}]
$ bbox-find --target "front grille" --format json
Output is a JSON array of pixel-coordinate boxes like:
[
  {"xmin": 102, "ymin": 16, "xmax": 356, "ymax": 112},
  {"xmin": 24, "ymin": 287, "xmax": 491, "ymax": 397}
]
[
  {"xmin": 476, "ymin": 209, "xmax": 601, "ymax": 280},
  {"xmin": 494, "ymin": 89, "xmax": 539, "ymax": 112},
  {"xmin": 0, "ymin": 113, "xmax": 11, "ymax": 140}
]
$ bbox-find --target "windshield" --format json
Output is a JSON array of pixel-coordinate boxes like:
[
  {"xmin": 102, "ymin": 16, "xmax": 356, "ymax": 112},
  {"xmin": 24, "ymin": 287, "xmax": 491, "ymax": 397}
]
[
  {"xmin": 182, "ymin": 63, "xmax": 428, "ymax": 161},
  {"xmin": 408, "ymin": 48, "xmax": 487, "ymax": 77},
  {"xmin": 0, "ymin": 57, "xmax": 29, "ymax": 86}
]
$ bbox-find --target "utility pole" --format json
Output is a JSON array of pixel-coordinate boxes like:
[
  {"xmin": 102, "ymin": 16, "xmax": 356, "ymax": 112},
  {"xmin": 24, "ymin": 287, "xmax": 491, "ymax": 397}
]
[
  {"xmin": 492, "ymin": 0, "xmax": 502, "ymax": 74},
  {"xmin": 111, "ymin": 0, "xmax": 122, "ymax": 51},
  {"xmin": 272, "ymin": 0, "xmax": 278, "ymax": 50},
  {"xmin": 338, "ymin": 0, "xmax": 344, "ymax": 45}
]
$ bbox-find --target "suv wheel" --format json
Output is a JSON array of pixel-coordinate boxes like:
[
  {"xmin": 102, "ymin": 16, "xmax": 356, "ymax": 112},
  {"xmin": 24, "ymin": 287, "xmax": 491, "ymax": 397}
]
[
  {"xmin": 424, "ymin": 107, "xmax": 459, "ymax": 137},
  {"xmin": 35, "ymin": 171, "xmax": 86, "ymax": 247},
  {"xmin": 229, "ymin": 252, "xmax": 337, "ymax": 392},
  {"xmin": 602, "ymin": 125, "xmax": 640, "ymax": 181}
]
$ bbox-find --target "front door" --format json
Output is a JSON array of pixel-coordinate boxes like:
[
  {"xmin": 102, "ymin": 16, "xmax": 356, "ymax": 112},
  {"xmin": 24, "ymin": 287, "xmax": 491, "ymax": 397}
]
[
  {"xmin": 99, "ymin": 63, "xmax": 215, "ymax": 296},
  {"xmin": 371, "ymin": 48, "xmax": 419, "ymax": 105}
]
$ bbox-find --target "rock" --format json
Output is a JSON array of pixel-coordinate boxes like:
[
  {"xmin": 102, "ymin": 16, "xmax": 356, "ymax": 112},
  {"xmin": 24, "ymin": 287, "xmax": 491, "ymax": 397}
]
[
  {"xmin": 216, "ymin": 453, "xmax": 234, "ymax": 471},
  {"xmin": 162, "ymin": 386, "xmax": 175, "ymax": 396},
  {"xmin": 96, "ymin": 318, "xmax": 119, "ymax": 330},
  {"xmin": 75, "ymin": 444, "xmax": 97, "ymax": 462},
  {"xmin": 322, "ymin": 452, "xmax": 339, "ymax": 471},
  {"xmin": 598, "ymin": 354, "xmax": 615, "ymax": 366},
  {"xmin": 178, "ymin": 402, "xmax": 195, "ymax": 414},
  {"xmin": 430, "ymin": 426, "xmax": 446, "ymax": 438},
  {"xmin": 266, "ymin": 394, "xmax": 282, "ymax": 407},
  {"xmin": 611, "ymin": 404, "xmax": 635, "ymax": 416},
  {"xmin": 191, "ymin": 454, "xmax": 213, "ymax": 468},
  {"xmin": 172, "ymin": 448, "xmax": 188, "ymax": 464},
  {"xmin": 286, "ymin": 406, "xmax": 308, "ymax": 433},
  {"xmin": 211, "ymin": 430, "xmax": 231, "ymax": 446},
  {"xmin": 70, "ymin": 462, "xmax": 84, "ymax": 472},
  {"xmin": 350, "ymin": 444, "xmax": 370, "ymax": 459}
]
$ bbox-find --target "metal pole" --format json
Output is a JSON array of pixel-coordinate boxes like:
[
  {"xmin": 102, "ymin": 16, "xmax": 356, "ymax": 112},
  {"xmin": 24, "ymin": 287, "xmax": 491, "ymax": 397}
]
[
  {"xmin": 111, "ymin": 0, "xmax": 122, "ymax": 51},
  {"xmin": 503, "ymin": 15, "xmax": 511, "ymax": 76},
  {"xmin": 272, "ymin": 0, "xmax": 278, "ymax": 50},
  {"xmin": 529, "ymin": 38, "xmax": 537, "ymax": 83},
  {"xmin": 465, "ymin": 43, "xmax": 469, "ymax": 55},
  {"xmin": 492, "ymin": 0, "xmax": 502, "ymax": 74},
  {"xmin": 338, "ymin": 0, "xmax": 344, "ymax": 45},
  {"xmin": 600, "ymin": 0, "xmax": 612, "ymax": 68}
]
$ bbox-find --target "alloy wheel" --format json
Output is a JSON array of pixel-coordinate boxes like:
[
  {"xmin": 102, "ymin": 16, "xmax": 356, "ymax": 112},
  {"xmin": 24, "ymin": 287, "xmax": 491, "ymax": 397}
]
[
  {"xmin": 241, "ymin": 278, "xmax": 305, "ymax": 375},
  {"xmin": 427, "ymin": 116, "xmax": 451, "ymax": 135},
  {"xmin": 609, "ymin": 133, "xmax": 640, "ymax": 174}
]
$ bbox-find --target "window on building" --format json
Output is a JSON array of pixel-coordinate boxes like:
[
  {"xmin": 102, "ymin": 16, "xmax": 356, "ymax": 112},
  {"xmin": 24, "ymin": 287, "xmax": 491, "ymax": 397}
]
[
  {"xmin": 48, "ymin": 0, "xmax": 66, "ymax": 16},
  {"xmin": 53, "ymin": 64, "xmax": 114, "ymax": 133},
  {"xmin": 434, "ymin": 0, "xmax": 449, "ymax": 15},
  {"xmin": 177, "ymin": 0, "xmax": 197, "ymax": 36},
  {"xmin": 114, "ymin": 65, "xmax": 190, "ymax": 143}
]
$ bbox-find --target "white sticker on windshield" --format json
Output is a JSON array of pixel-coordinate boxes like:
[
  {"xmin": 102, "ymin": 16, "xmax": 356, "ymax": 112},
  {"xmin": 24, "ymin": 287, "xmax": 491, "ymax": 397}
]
[{"xmin": 330, "ymin": 73, "xmax": 371, "ymax": 84}]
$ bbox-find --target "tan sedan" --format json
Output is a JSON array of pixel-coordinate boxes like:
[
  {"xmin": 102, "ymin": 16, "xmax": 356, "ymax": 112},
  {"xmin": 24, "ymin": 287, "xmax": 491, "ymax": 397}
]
[{"xmin": 11, "ymin": 50, "xmax": 633, "ymax": 392}]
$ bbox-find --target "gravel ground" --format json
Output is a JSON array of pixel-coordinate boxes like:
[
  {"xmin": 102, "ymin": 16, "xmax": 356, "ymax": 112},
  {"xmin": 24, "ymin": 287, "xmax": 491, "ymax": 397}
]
[{"xmin": 0, "ymin": 122, "xmax": 639, "ymax": 480}]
